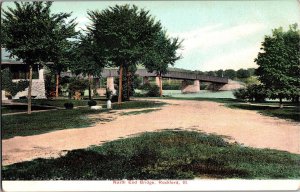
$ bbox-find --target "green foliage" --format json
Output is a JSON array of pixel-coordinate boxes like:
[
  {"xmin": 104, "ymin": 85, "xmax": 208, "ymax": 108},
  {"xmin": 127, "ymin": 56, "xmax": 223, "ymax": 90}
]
[
  {"xmin": 1, "ymin": 68, "xmax": 29, "ymax": 96},
  {"xmin": 143, "ymin": 31, "xmax": 182, "ymax": 76},
  {"xmin": 109, "ymin": 100, "xmax": 165, "ymax": 110},
  {"xmin": 68, "ymin": 78, "xmax": 89, "ymax": 95},
  {"xmin": 64, "ymin": 102, "xmax": 74, "ymax": 109},
  {"xmin": 162, "ymin": 84, "xmax": 181, "ymax": 90},
  {"xmin": 207, "ymin": 71, "xmax": 217, "ymax": 77},
  {"xmin": 146, "ymin": 85, "xmax": 160, "ymax": 97},
  {"xmin": 2, "ymin": 2, "xmax": 76, "ymax": 65},
  {"xmin": 88, "ymin": 100, "xmax": 97, "ymax": 106},
  {"xmin": 15, "ymin": 99, "xmax": 92, "ymax": 108},
  {"xmin": 233, "ymin": 84, "xmax": 267, "ymax": 102},
  {"xmin": 2, "ymin": 108, "xmax": 109, "ymax": 139},
  {"xmin": 139, "ymin": 84, "xmax": 160, "ymax": 97},
  {"xmin": 228, "ymin": 104, "xmax": 300, "ymax": 122},
  {"xmin": 216, "ymin": 69, "xmax": 224, "ymax": 77},
  {"xmin": 236, "ymin": 69, "xmax": 250, "ymax": 79},
  {"xmin": 69, "ymin": 34, "xmax": 105, "ymax": 78},
  {"xmin": 255, "ymin": 24, "xmax": 300, "ymax": 102},
  {"xmin": 3, "ymin": 130, "xmax": 300, "ymax": 179},
  {"xmin": 88, "ymin": 4, "xmax": 162, "ymax": 68},
  {"xmin": 224, "ymin": 69, "xmax": 237, "ymax": 79}
]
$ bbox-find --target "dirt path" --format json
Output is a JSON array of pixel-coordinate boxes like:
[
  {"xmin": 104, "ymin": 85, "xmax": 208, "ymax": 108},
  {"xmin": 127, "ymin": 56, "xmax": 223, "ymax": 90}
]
[{"xmin": 2, "ymin": 99, "xmax": 300, "ymax": 165}]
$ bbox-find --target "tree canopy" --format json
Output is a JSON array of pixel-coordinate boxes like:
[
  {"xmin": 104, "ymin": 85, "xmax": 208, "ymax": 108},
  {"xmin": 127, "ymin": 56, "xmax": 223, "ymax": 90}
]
[
  {"xmin": 87, "ymin": 4, "xmax": 164, "ymax": 103},
  {"xmin": 255, "ymin": 24, "xmax": 300, "ymax": 104},
  {"xmin": 2, "ymin": 1, "xmax": 77, "ymax": 113}
]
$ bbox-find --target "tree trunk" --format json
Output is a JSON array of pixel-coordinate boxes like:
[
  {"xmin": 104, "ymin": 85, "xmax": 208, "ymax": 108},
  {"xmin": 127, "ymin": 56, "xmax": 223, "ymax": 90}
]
[
  {"xmin": 55, "ymin": 73, "xmax": 60, "ymax": 98},
  {"xmin": 27, "ymin": 65, "xmax": 33, "ymax": 114},
  {"xmin": 159, "ymin": 73, "xmax": 163, "ymax": 97},
  {"xmin": 88, "ymin": 74, "xmax": 92, "ymax": 100},
  {"xmin": 126, "ymin": 68, "xmax": 130, "ymax": 100},
  {"xmin": 279, "ymin": 97, "xmax": 283, "ymax": 108},
  {"xmin": 118, "ymin": 64, "xmax": 123, "ymax": 104}
]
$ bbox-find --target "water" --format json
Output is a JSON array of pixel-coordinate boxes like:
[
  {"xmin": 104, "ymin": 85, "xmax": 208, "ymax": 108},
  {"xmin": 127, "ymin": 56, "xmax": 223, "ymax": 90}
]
[{"xmin": 162, "ymin": 90, "xmax": 235, "ymax": 99}]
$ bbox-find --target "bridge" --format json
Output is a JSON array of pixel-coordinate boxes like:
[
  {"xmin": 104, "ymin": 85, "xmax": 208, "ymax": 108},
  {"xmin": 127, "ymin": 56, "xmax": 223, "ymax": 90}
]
[{"xmin": 98, "ymin": 68, "xmax": 229, "ymax": 94}]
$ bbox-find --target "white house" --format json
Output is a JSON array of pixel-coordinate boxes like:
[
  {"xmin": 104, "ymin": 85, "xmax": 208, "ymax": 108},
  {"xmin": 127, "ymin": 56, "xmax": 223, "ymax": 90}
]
[{"xmin": 1, "ymin": 48, "xmax": 46, "ymax": 100}]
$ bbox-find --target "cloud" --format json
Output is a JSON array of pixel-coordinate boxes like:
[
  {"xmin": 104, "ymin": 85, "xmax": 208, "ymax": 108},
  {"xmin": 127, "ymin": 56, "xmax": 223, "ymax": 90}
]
[
  {"xmin": 171, "ymin": 23, "xmax": 265, "ymax": 56},
  {"xmin": 75, "ymin": 17, "xmax": 90, "ymax": 31},
  {"xmin": 199, "ymin": 45, "xmax": 261, "ymax": 71}
]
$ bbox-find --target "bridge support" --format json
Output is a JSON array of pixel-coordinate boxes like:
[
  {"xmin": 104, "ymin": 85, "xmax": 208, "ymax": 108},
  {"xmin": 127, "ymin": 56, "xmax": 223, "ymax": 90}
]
[
  {"xmin": 106, "ymin": 77, "xmax": 116, "ymax": 94},
  {"xmin": 181, "ymin": 80, "xmax": 200, "ymax": 93},
  {"xmin": 142, "ymin": 76, "xmax": 149, "ymax": 85},
  {"xmin": 155, "ymin": 76, "xmax": 160, "ymax": 87}
]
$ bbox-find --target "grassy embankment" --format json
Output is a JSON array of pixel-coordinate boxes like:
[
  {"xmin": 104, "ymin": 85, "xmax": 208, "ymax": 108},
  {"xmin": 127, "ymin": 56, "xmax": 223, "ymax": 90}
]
[
  {"xmin": 163, "ymin": 97, "xmax": 299, "ymax": 122},
  {"xmin": 2, "ymin": 130, "xmax": 300, "ymax": 180},
  {"xmin": 2, "ymin": 100, "xmax": 166, "ymax": 139}
]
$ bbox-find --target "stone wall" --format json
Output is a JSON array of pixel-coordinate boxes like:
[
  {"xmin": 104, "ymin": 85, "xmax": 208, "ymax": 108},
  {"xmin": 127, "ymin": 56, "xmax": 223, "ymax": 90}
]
[
  {"xmin": 207, "ymin": 80, "xmax": 245, "ymax": 91},
  {"xmin": 12, "ymin": 79, "xmax": 46, "ymax": 99},
  {"xmin": 181, "ymin": 80, "xmax": 200, "ymax": 93}
]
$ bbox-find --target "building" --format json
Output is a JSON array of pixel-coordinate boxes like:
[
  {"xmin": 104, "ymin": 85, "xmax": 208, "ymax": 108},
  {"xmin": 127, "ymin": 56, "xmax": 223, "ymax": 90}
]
[{"xmin": 1, "ymin": 48, "xmax": 46, "ymax": 100}]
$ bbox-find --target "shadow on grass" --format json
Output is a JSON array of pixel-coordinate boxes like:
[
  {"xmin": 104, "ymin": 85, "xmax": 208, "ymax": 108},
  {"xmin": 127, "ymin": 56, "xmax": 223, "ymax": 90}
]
[
  {"xmin": 3, "ymin": 130, "xmax": 300, "ymax": 180},
  {"xmin": 227, "ymin": 104, "xmax": 300, "ymax": 122},
  {"xmin": 2, "ymin": 105, "xmax": 56, "ymax": 114},
  {"xmin": 164, "ymin": 96, "xmax": 300, "ymax": 122},
  {"xmin": 121, "ymin": 109, "xmax": 161, "ymax": 116},
  {"xmin": 2, "ymin": 108, "xmax": 110, "ymax": 139}
]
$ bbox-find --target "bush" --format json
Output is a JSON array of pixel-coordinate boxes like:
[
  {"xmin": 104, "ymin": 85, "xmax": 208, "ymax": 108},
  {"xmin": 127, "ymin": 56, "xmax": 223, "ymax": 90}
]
[
  {"xmin": 233, "ymin": 88, "xmax": 248, "ymax": 101},
  {"xmin": 64, "ymin": 102, "xmax": 74, "ymax": 109},
  {"xmin": 233, "ymin": 84, "xmax": 267, "ymax": 102},
  {"xmin": 162, "ymin": 84, "xmax": 181, "ymax": 90},
  {"xmin": 146, "ymin": 85, "xmax": 160, "ymax": 97},
  {"xmin": 88, "ymin": 100, "xmax": 97, "ymax": 106},
  {"xmin": 139, "ymin": 84, "xmax": 160, "ymax": 97}
]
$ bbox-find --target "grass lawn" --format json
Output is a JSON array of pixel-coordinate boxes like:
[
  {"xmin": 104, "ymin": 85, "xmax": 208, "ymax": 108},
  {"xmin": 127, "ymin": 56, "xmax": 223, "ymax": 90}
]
[
  {"xmin": 13, "ymin": 99, "xmax": 100, "ymax": 108},
  {"xmin": 121, "ymin": 109, "xmax": 161, "ymax": 116},
  {"xmin": 227, "ymin": 103, "xmax": 300, "ymax": 122},
  {"xmin": 164, "ymin": 96, "xmax": 299, "ymax": 122},
  {"xmin": 2, "ymin": 108, "xmax": 109, "ymax": 139},
  {"xmin": 1, "ymin": 105, "xmax": 56, "ymax": 114},
  {"xmin": 110, "ymin": 100, "xmax": 166, "ymax": 110},
  {"xmin": 2, "ymin": 130, "xmax": 300, "ymax": 180},
  {"xmin": 2, "ymin": 100, "xmax": 166, "ymax": 139}
]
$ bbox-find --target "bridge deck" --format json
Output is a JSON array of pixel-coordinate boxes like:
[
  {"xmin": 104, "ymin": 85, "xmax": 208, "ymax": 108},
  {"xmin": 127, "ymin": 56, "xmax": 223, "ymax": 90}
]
[
  {"xmin": 101, "ymin": 69, "xmax": 228, "ymax": 84},
  {"xmin": 62, "ymin": 69, "xmax": 228, "ymax": 84}
]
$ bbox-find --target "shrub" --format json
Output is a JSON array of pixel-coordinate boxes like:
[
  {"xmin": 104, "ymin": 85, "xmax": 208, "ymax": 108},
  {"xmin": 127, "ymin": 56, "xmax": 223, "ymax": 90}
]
[
  {"xmin": 88, "ymin": 100, "xmax": 97, "ymax": 106},
  {"xmin": 233, "ymin": 84, "xmax": 267, "ymax": 102},
  {"xmin": 162, "ymin": 84, "xmax": 181, "ymax": 90},
  {"xmin": 233, "ymin": 88, "xmax": 248, "ymax": 101},
  {"xmin": 146, "ymin": 85, "xmax": 160, "ymax": 97},
  {"xmin": 64, "ymin": 102, "xmax": 74, "ymax": 109}
]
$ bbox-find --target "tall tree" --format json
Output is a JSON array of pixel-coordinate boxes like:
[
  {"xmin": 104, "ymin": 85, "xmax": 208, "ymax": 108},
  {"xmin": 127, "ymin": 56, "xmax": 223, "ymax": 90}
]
[
  {"xmin": 87, "ymin": 4, "xmax": 162, "ymax": 103},
  {"xmin": 2, "ymin": 2, "xmax": 76, "ymax": 113},
  {"xmin": 236, "ymin": 68, "xmax": 250, "ymax": 79},
  {"xmin": 46, "ymin": 19, "xmax": 77, "ymax": 98},
  {"xmin": 224, "ymin": 69, "xmax": 237, "ymax": 79},
  {"xmin": 255, "ymin": 24, "xmax": 300, "ymax": 107},
  {"xmin": 143, "ymin": 31, "xmax": 182, "ymax": 96},
  {"xmin": 69, "ymin": 33, "xmax": 106, "ymax": 100}
]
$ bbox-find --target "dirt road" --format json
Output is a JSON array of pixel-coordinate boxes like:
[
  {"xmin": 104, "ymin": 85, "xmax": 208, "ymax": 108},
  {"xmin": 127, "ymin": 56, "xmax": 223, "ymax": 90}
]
[{"xmin": 2, "ymin": 99, "xmax": 300, "ymax": 165}]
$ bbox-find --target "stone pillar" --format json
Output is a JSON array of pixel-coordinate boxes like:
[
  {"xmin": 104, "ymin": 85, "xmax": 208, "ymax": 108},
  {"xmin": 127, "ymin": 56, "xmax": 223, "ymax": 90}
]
[
  {"xmin": 143, "ymin": 76, "xmax": 149, "ymax": 85},
  {"xmin": 38, "ymin": 67, "xmax": 44, "ymax": 81},
  {"xmin": 2, "ymin": 90, "xmax": 8, "ymax": 100},
  {"xmin": 106, "ymin": 77, "xmax": 116, "ymax": 94},
  {"xmin": 181, "ymin": 80, "xmax": 200, "ymax": 93},
  {"xmin": 155, "ymin": 76, "xmax": 160, "ymax": 86}
]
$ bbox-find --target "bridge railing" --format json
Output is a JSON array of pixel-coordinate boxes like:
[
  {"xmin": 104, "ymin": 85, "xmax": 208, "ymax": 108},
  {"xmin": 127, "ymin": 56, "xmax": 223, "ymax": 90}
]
[{"xmin": 63, "ymin": 68, "xmax": 229, "ymax": 84}]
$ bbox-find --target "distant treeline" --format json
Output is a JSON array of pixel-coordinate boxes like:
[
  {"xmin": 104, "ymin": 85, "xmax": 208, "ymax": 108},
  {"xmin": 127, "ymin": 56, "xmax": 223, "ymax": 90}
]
[
  {"xmin": 196, "ymin": 68, "xmax": 256, "ymax": 80},
  {"xmin": 168, "ymin": 67, "xmax": 256, "ymax": 80}
]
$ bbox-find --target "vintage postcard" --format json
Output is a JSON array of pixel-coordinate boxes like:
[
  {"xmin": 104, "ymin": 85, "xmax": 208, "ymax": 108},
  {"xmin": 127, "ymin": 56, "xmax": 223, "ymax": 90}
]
[{"xmin": 1, "ymin": 0, "xmax": 300, "ymax": 191}]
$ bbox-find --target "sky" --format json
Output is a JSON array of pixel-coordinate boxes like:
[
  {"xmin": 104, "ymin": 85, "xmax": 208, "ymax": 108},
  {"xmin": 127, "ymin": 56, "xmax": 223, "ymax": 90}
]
[{"xmin": 3, "ymin": 1, "xmax": 300, "ymax": 71}]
